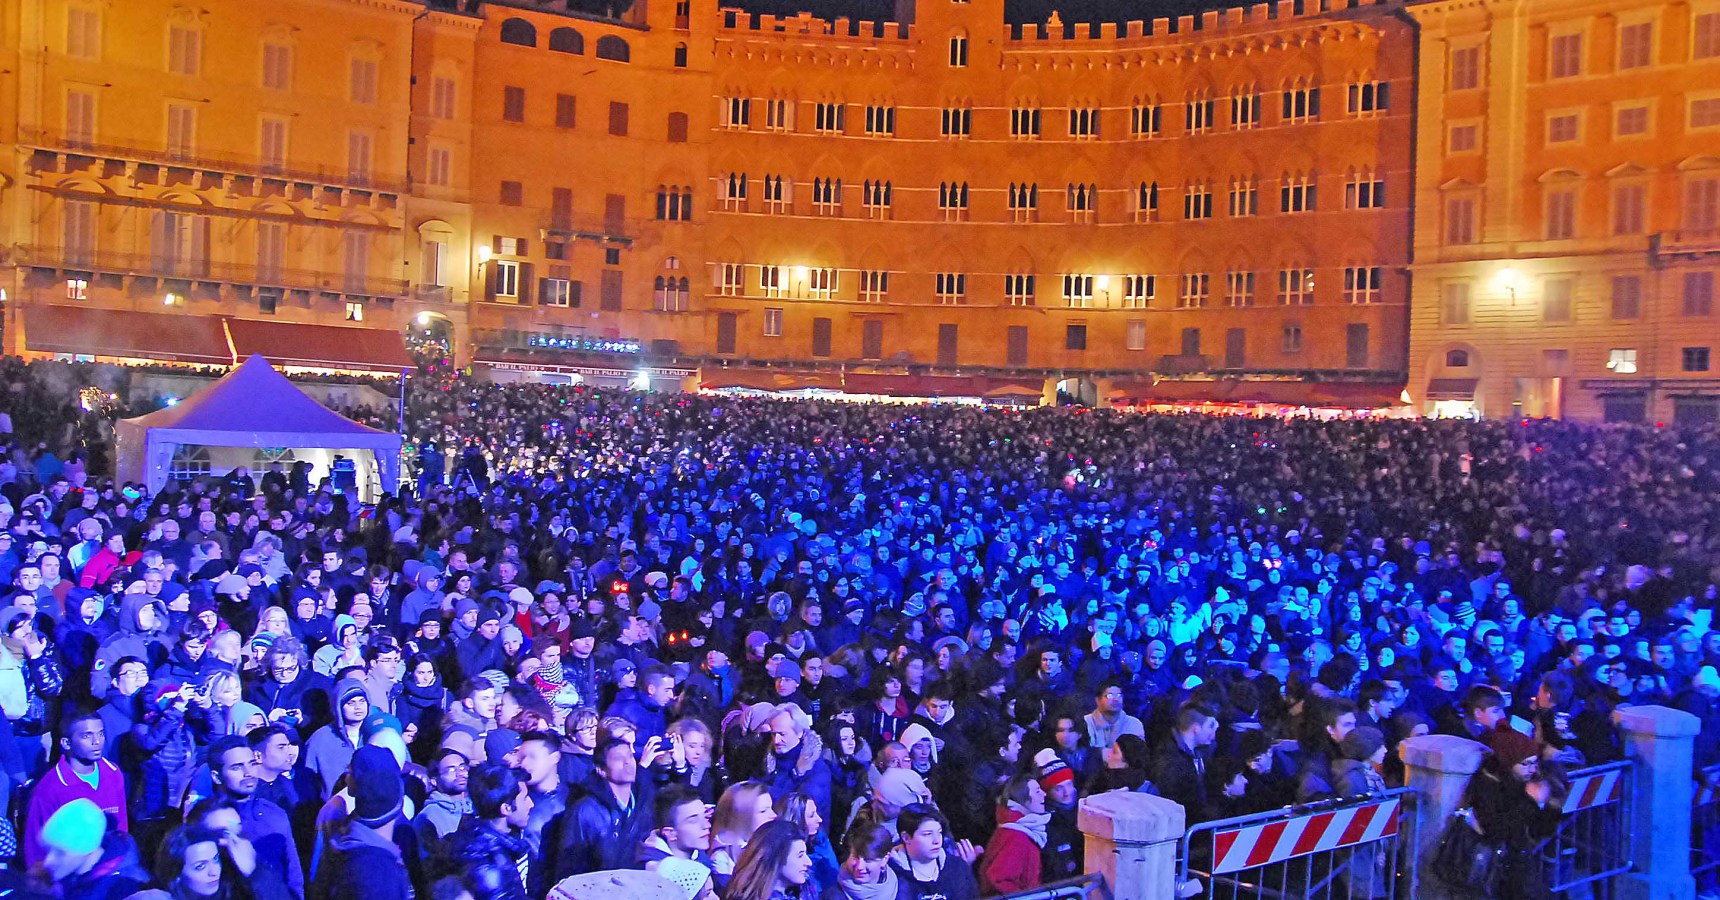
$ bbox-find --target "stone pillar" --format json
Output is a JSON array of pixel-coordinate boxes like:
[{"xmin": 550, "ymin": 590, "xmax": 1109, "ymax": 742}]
[
  {"xmin": 1618, "ymin": 705, "xmax": 1700, "ymax": 900},
  {"xmin": 1078, "ymin": 790, "xmax": 1185, "ymax": 900},
  {"xmin": 1400, "ymin": 734, "xmax": 1488, "ymax": 900}
]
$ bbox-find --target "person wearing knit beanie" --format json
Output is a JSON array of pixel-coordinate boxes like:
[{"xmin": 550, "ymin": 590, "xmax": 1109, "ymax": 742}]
[
  {"xmin": 1035, "ymin": 747, "xmax": 1078, "ymax": 807},
  {"xmin": 1487, "ymin": 728, "xmax": 1542, "ymax": 769},
  {"xmin": 1340, "ymin": 726, "xmax": 1386, "ymax": 764},
  {"xmin": 655, "ymin": 857, "xmax": 714, "ymax": 900}
]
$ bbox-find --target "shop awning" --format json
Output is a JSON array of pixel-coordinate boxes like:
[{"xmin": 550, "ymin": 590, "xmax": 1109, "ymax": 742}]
[
  {"xmin": 701, "ymin": 369, "xmax": 845, "ymax": 391},
  {"xmin": 23, "ymin": 305, "xmax": 231, "ymax": 365},
  {"xmin": 842, "ymin": 373, "xmax": 987, "ymax": 397},
  {"xmin": 1112, "ymin": 379, "xmax": 1407, "ymax": 408},
  {"xmin": 1425, "ymin": 378, "xmax": 1479, "ymax": 401},
  {"xmin": 223, "ymin": 318, "xmax": 412, "ymax": 373}
]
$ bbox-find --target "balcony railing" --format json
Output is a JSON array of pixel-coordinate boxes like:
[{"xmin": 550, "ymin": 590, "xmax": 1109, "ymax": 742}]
[
  {"xmin": 21, "ymin": 128, "xmax": 406, "ymax": 196},
  {"xmin": 1653, "ymin": 229, "xmax": 1720, "ymax": 256},
  {"xmin": 21, "ymin": 244, "xmax": 409, "ymax": 298},
  {"xmin": 543, "ymin": 213, "xmax": 637, "ymax": 246}
]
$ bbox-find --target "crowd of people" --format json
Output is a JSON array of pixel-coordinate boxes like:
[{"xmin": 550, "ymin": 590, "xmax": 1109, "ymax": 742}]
[{"xmin": 0, "ymin": 370, "xmax": 1713, "ymax": 900}]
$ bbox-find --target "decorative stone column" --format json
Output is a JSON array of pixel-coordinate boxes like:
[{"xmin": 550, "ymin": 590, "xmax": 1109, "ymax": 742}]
[
  {"xmin": 1078, "ymin": 790, "xmax": 1186, "ymax": 900},
  {"xmin": 1400, "ymin": 734, "xmax": 1489, "ymax": 900},
  {"xmin": 1618, "ymin": 705, "xmax": 1700, "ymax": 900}
]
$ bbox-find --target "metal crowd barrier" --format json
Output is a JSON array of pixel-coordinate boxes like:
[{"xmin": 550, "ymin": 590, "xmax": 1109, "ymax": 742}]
[
  {"xmin": 1546, "ymin": 760, "xmax": 1634, "ymax": 900},
  {"xmin": 988, "ymin": 874, "xmax": 1109, "ymax": 900},
  {"xmin": 1177, "ymin": 788, "xmax": 1416, "ymax": 900},
  {"xmin": 1694, "ymin": 763, "xmax": 1720, "ymax": 897}
]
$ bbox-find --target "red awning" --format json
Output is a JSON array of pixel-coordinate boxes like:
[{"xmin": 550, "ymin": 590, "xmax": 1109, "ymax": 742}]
[
  {"xmin": 701, "ymin": 369, "xmax": 844, "ymax": 391},
  {"xmin": 841, "ymin": 374, "xmax": 990, "ymax": 397},
  {"xmin": 23, "ymin": 305, "xmax": 231, "ymax": 365},
  {"xmin": 1111, "ymin": 379, "xmax": 1405, "ymax": 408},
  {"xmin": 223, "ymin": 318, "xmax": 412, "ymax": 373}
]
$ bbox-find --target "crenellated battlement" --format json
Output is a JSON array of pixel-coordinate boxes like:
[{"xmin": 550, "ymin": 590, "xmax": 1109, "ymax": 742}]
[
  {"xmin": 718, "ymin": 8, "xmax": 914, "ymax": 42},
  {"xmin": 715, "ymin": 0, "xmax": 1401, "ymax": 48}
]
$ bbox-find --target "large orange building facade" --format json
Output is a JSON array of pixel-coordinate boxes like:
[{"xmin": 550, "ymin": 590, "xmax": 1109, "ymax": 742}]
[
  {"xmin": 0, "ymin": 0, "xmax": 1421, "ymax": 404},
  {"xmin": 1405, "ymin": 0, "xmax": 1720, "ymax": 423}
]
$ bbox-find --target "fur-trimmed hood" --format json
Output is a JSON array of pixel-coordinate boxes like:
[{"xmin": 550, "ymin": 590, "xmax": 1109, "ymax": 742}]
[{"xmin": 766, "ymin": 728, "xmax": 825, "ymax": 779}]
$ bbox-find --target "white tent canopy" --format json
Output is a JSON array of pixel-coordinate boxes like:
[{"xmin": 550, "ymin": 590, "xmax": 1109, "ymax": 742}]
[{"xmin": 116, "ymin": 354, "xmax": 402, "ymax": 499}]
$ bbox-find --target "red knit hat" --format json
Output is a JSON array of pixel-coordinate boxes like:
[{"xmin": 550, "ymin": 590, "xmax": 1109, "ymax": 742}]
[{"xmin": 1035, "ymin": 747, "xmax": 1075, "ymax": 790}]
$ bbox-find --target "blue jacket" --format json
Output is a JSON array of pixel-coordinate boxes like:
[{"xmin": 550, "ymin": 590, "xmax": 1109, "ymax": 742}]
[{"xmin": 605, "ymin": 689, "xmax": 667, "ymax": 747}]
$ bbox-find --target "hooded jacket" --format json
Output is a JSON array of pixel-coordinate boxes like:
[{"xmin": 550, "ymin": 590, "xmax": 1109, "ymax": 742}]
[
  {"xmin": 91, "ymin": 595, "xmax": 171, "ymax": 698},
  {"xmin": 978, "ymin": 804, "xmax": 1048, "ymax": 896},
  {"xmin": 314, "ymin": 821, "xmax": 410, "ymax": 900}
]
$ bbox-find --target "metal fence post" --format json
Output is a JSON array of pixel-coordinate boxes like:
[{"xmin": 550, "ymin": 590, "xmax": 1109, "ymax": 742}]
[
  {"xmin": 1400, "ymin": 734, "xmax": 1488, "ymax": 900},
  {"xmin": 1078, "ymin": 789, "xmax": 1186, "ymax": 900},
  {"xmin": 1618, "ymin": 705, "xmax": 1701, "ymax": 900}
]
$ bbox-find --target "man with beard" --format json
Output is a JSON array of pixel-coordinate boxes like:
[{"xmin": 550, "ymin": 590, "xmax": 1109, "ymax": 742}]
[
  {"xmin": 206, "ymin": 734, "xmax": 304, "ymax": 900},
  {"xmin": 414, "ymin": 748, "xmax": 472, "ymax": 844}
]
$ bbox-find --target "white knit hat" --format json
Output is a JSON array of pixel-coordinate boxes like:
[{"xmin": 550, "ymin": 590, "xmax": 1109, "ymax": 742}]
[{"xmin": 656, "ymin": 858, "xmax": 712, "ymax": 900}]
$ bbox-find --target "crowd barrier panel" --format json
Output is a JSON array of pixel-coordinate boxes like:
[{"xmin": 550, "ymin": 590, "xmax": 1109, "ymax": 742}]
[
  {"xmin": 1176, "ymin": 788, "xmax": 1417, "ymax": 900},
  {"xmin": 1694, "ymin": 762, "xmax": 1720, "ymax": 897}
]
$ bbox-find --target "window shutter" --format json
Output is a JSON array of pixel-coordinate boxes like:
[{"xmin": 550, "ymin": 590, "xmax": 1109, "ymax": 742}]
[
  {"xmin": 484, "ymin": 260, "xmax": 498, "ymax": 300},
  {"xmin": 517, "ymin": 263, "xmax": 534, "ymax": 304},
  {"xmin": 537, "ymin": 276, "xmax": 552, "ymax": 305}
]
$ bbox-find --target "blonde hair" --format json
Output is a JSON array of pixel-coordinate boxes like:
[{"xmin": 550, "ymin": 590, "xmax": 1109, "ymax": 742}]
[{"xmin": 712, "ymin": 780, "xmax": 772, "ymax": 847}]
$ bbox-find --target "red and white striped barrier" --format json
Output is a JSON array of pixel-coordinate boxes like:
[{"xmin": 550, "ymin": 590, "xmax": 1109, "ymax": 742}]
[
  {"xmin": 1564, "ymin": 767, "xmax": 1623, "ymax": 814},
  {"xmin": 1209, "ymin": 798, "xmax": 1401, "ymax": 874}
]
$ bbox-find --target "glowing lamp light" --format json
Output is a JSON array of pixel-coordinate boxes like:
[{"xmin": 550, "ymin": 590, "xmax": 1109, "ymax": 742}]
[
  {"xmin": 1095, "ymin": 274, "xmax": 1110, "ymax": 290},
  {"xmin": 164, "ymin": 397, "xmax": 180, "ymax": 407},
  {"xmin": 163, "ymin": 293, "xmax": 182, "ymax": 307},
  {"xmin": 631, "ymin": 370, "xmax": 652, "ymax": 390},
  {"xmin": 476, "ymin": 245, "xmax": 493, "ymax": 263},
  {"xmin": 792, "ymin": 266, "xmax": 809, "ymax": 283},
  {"xmin": 1496, "ymin": 266, "xmax": 1521, "ymax": 304}
]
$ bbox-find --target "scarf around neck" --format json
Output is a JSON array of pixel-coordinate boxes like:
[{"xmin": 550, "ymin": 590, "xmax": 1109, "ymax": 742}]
[
  {"xmin": 1000, "ymin": 801, "xmax": 1051, "ymax": 848},
  {"xmin": 837, "ymin": 865, "xmax": 899, "ymax": 900}
]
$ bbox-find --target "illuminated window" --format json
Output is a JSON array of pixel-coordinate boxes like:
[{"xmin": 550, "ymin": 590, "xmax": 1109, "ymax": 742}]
[{"xmin": 1278, "ymin": 268, "xmax": 1315, "ymax": 306}]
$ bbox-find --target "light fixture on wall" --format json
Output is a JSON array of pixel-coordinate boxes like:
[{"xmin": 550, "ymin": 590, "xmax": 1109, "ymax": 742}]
[{"xmin": 1496, "ymin": 266, "xmax": 1521, "ymax": 305}]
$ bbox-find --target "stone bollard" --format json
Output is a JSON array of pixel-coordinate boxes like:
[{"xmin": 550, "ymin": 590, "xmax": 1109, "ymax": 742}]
[
  {"xmin": 1400, "ymin": 734, "xmax": 1489, "ymax": 900},
  {"xmin": 1078, "ymin": 790, "xmax": 1186, "ymax": 900},
  {"xmin": 1618, "ymin": 705, "xmax": 1701, "ymax": 900}
]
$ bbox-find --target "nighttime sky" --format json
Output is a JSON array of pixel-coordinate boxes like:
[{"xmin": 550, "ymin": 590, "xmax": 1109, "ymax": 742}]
[{"xmin": 729, "ymin": 0, "xmax": 1231, "ymax": 26}]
